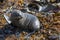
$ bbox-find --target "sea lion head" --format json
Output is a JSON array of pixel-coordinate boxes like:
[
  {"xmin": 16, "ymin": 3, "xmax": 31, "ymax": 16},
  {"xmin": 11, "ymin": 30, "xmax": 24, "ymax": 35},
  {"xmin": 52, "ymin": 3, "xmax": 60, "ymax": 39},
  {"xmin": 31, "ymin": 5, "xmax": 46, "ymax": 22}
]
[{"xmin": 10, "ymin": 10, "xmax": 23, "ymax": 21}]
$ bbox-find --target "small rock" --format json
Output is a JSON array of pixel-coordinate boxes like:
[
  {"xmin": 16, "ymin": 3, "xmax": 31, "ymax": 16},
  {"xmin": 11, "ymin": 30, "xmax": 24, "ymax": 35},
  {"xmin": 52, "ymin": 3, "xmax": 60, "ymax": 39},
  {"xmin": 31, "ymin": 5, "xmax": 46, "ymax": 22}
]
[{"xmin": 48, "ymin": 35, "xmax": 58, "ymax": 40}]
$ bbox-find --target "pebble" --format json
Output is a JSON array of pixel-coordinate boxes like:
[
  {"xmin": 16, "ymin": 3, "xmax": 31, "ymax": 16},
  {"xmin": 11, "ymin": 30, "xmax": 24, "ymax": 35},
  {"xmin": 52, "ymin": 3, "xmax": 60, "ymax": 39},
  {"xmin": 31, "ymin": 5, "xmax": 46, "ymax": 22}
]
[{"xmin": 48, "ymin": 35, "xmax": 58, "ymax": 40}]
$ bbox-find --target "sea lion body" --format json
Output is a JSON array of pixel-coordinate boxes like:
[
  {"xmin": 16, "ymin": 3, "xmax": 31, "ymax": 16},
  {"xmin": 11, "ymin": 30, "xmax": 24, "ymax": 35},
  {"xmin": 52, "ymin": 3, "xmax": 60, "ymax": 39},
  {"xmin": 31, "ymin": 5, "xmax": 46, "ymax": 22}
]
[{"xmin": 4, "ymin": 10, "xmax": 40, "ymax": 31}]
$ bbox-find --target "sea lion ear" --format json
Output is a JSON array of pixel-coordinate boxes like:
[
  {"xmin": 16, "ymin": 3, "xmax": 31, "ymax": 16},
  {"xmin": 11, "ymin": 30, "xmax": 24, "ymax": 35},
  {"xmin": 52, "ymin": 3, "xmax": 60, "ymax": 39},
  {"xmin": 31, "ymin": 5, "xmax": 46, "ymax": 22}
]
[{"xmin": 4, "ymin": 12, "xmax": 11, "ymax": 24}]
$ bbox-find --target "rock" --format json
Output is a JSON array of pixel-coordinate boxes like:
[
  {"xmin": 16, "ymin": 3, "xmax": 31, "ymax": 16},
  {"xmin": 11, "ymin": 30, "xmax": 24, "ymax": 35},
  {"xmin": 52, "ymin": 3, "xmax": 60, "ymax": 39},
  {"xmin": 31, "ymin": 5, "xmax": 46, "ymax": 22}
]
[
  {"xmin": 0, "ymin": 0, "xmax": 4, "ymax": 3},
  {"xmin": 48, "ymin": 35, "xmax": 58, "ymax": 40}
]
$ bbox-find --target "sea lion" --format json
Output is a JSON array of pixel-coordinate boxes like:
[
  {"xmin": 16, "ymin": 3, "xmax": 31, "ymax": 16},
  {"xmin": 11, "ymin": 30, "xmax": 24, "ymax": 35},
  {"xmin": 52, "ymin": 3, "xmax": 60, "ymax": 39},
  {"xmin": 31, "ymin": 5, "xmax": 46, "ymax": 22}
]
[{"xmin": 4, "ymin": 9, "xmax": 41, "ymax": 32}]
